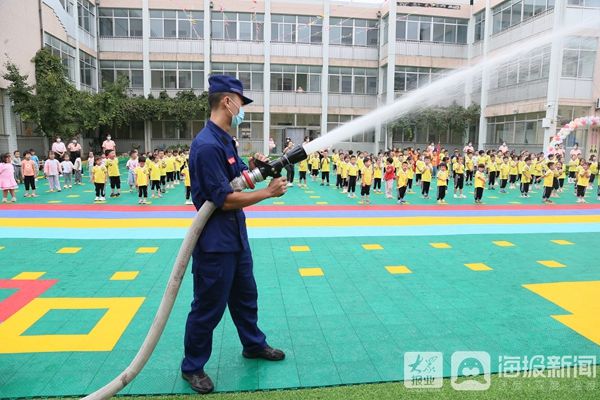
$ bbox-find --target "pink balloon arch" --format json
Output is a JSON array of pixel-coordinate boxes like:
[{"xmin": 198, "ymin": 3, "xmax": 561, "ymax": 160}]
[{"xmin": 548, "ymin": 115, "xmax": 600, "ymax": 153}]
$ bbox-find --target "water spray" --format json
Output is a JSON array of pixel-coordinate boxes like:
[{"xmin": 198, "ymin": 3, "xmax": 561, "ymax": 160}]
[{"xmin": 82, "ymin": 17, "xmax": 596, "ymax": 400}]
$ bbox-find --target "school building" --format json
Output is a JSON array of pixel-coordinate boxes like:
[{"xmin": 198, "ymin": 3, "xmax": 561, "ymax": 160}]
[{"xmin": 0, "ymin": 0, "xmax": 599, "ymax": 156}]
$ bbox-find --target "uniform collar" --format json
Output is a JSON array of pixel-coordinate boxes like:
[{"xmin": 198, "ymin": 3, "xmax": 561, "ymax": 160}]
[{"xmin": 207, "ymin": 120, "xmax": 234, "ymax": 146}]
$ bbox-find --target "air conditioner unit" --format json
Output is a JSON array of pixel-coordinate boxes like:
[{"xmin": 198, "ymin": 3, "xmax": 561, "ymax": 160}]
[{"xmin": 595, "ymin": 98, "xmax": 600, "ymax": 110}]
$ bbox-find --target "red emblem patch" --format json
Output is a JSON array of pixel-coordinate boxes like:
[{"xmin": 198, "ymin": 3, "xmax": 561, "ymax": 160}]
[{"xmin": 228, "ymin": 157, "xmax": 236, "ymax": 165}]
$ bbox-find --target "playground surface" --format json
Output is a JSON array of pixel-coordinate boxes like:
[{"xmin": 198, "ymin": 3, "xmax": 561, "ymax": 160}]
[{"xmin": 0, "ymin": 173, "xmax": 599, "ymax": 397}]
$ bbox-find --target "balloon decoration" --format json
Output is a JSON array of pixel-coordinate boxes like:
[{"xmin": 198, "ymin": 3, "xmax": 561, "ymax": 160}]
[{"xmin": 548, "ymin": 115, "xmax": 600, "ymax": 154}]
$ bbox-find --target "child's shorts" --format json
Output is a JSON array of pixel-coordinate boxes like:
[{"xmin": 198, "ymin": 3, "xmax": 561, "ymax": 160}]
[
  {"xmin": 151, "ymin": 180, "xmax": 161, "ymax": 190},
  {"xmin": 361, "ymin": 185, "xmax": 371, "ymax": 196}
]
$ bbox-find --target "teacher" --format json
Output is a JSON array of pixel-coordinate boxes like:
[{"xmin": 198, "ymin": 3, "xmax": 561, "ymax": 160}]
[{"xmin": 181, "ymin": 75, "xmax": 287, "ymax": 394}]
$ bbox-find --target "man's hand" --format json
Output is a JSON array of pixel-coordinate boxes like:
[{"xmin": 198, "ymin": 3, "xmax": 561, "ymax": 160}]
[
  {"xmin": 249, "ymin": 153, "xmax": 269, "ymax": 170},
  {"xmin": 267, "ymin": 177, "xmax": 287, "ymax": 198}
]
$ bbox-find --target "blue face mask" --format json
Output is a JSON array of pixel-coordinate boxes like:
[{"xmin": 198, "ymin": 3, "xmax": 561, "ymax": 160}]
[{"xmin": 227, "ymin": 98, "xmax": 245, "ymax": 128}]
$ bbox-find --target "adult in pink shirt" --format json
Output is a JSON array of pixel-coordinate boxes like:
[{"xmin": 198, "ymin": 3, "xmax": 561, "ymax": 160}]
[
  {"xmin": 51, "ymin": 137, "xmax": 67, "ymax": 161},
  {"xmin": 499, "ymin": 142, "xmax": 508, "ymax": 154},
  {"xmin": 68, "ymin": 138, "xmax": 82, "ymax": 160},
  {"xmin": 556, "ymin": 144, "xmax": 565, "ymax": 158},
  {"xmin": 570, "ymin": 142, "xmax": 581, "ymax": 158},
  {"xmin": 463, "ymin": 142, "xmax": 474, "ymax": 154},
  {"xmin": 102, "ymin": 134, "xmax": 116, "ymax": 153}
]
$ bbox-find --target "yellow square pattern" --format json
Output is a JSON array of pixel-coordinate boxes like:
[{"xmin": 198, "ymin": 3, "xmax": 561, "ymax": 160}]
[
  {"xmin": 56, "ymin": 247, "xmax": 81, "ymax": 254},
  {"xmin": 136, "ymin": 247, "xmax": 158, "ymax": 254},
  {"xmin": 309, "ymin": 196, "xmax": 320, "ymax": 199},
  {"xmin": 362, "ymin": 244, "xmax": 383, "ymax": 250},
  {"xmin": 316, "ymin": 201, "xmax": 329, "ymax": 205},
  {"xmin": 47, "ymin": 200, "xmax": 62, "ymax": 204},
  {"xmin": 290, "ymin": 245, "xmax": 311, "ymax": 252},
  {"xmin": 0, "ymin": 246, "xmax": 4, "ymax": 251},
  {"xmin": 385, "ymin": 266, "xmax": 412, "ymax": 274},
  {"xmin": 110, "ymin": 271, "xmax": 140, "ymax": 281},
  {"xmin": 299, "ymin": 268, "xmax": 324, "ymax": 277},
  {"xmin": 551, "ymin": 240, "xmax": 574, "ymax": 245},
  {"xmin": 493, "ymin": 241, "xmax": 515, "ymax": 247},
  {"xmin": 12, "ymin": 272, "xmax": 46, "ymax": 280},
  {"xmin": 537, "ymin": 260, "xmax": 566, "ymax": 268},
  {"xmin": 66, "ymin": 195, "xmax": 80, "ymax": 198},
  {"xmin": 430, "ymin": 242, "xmax": 451, "ymax": 249},
  {"xmin": 273, "ymin": 201, "xmax": 285, "ymax": 205},
  {"xmin": 465, "ymin": 263, "xmax": 493, "ymax": 271}
]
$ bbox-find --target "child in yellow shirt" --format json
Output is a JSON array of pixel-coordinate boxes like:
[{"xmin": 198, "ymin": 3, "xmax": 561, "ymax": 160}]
[
  {"xmin": 396, "ymin": 161, "xmax": 409, "ymax": 204},
  {"xmin": 520, "ymin": 157, "xmax": 533, "ymax": 197},
  {"xmin": 576, "ymin": 162, "xmax": 590, "ymax": 203},
  {"xmin": 310, "ymin": 153, "xmax": 320, "ymax": 182},
  {"xmin": 148, "ymin": 155, "xmax": 162, "ymax": 198},
  {"xmin": 542, "ymin": 161, "xmax": 556, "ymax": 204},
  {"xmin": 474, "ymin": 163, "xmax": 486, "ymax": 204},
  {"xmin": 436, "ymin": 163, "xmax": 449, "ymax": 204},
  {"xmin": 453, "ymin": 156, "xmax": 465, "ymax": 199},
  {"xmin": 320, "ymin": 150, "xmax": 330, "ymax": 186},
  {"xmin": 347, "ymin": 155, "xmax": 358, "ymax": 198},
  {"xmin": 181, "ymin": 161, "xmax": 192, "ymax": 205},
  {"xmin": 360, "ymin": 157, "xmax": 373, "ymax": 205},
  {"xmin": 91, "ymin": 156, "xmax": 108, "ymax": 202},
  {"xmin": 499, "ymin": 156, "xmax": 510, "ymax": 193},
  {"xmin": 298, "ymin": 158, "xmax": 309, "ymax": 188},
  {"xmin": 134, "ymin": 156, "xmax": 149, "ymax": 204},
  {"xmin": 105, "ymin": 150, "xmax": 121, "ymax": 197},
  {"xmin": 421, "ymin": 156, "xmax": 433, "ymax": 199},
  {"xmin": 373, "ymin": 158, "xmax": 383, "ymax": 193}
]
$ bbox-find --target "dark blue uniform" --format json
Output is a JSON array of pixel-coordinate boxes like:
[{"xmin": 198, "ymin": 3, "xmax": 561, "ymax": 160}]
[{"xmin": 181, "ymin": 120, "xmax": 267, "ymax": 375}]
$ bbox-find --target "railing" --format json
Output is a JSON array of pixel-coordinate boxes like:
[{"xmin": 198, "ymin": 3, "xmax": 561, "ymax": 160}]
[
  {"xmin": 270, "ymin": 43, "xmax": 324, "ymax": 59},
  {"xmin": 99, "ymin": 37, "xmax": 143, "ymax": 53},
  {"xmin": 149, "ymin": 39, "xmax": 204, "ymax": 54},
  {"xmin": 395, "ymin": 41, "xmax": 468, "ymax": 59},
  {"xmin": 328, "ymin": 93, "xmax": 377, "ymax": 109},
  {"xmin": 487, "ymin": 79, "xmax": 548, "ymax": 105},
  {"xmin": 270, "ymin": 92, "xmax": 322, "ymax": 108},
  {"xmin": 489, "ymin": 10, "xmax": 554, "ymax": 52},
  {"xmin": 329, "ymin": 45, "xmax": 379, "ymax": 61},
  {"xmin": 211, "ymin": 40, "xmax": 264, "ymax": 56}
]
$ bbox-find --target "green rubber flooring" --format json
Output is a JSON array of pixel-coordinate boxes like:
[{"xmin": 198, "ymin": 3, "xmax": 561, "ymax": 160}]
[{"xmin": 1, "ymin": 233, "xmax": 599, "ymax": 397}]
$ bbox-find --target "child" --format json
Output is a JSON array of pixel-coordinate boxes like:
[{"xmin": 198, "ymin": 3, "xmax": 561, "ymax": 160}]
[
  {"xmin": 487, "ymin": 154, "xmax": 497, "ymax": 190},
  {"xmin": 87, "ymin": 151, "xmax": 95, "ymax": 176},
  {"xmin": 465, "ymin": 152, "xmax": 474, "ymax": 185},
  {"xmin": 298, "ymin": 158, "xmax": 309, "ymax": 188},
  {"xmin": 421, "ymin": 157, "xmax": 433, "ymax": 199},
  {"xmin": 158, "ymin": 150, "xmax": 167, "ymax": 193},
  {"xmin": 30, "ymin": 149, "xmax": 40, "ymax": 180},
  {"xmin": 509, "ymin": 156, "xmax": 518, "ymax": 189},
  {"xmin": 567, "ymin": 153, "xmax": 579, "ymax": 184},
  {"xmin": 126, "ymin": 150, "xmax": 139, "ymax": 193},
  {"xmin": 181, "ymin": 161, "xmax": 192, "ymax": 205},
  {"xmin": 91, "ymin": 156, "xmax": 107, "ymax": 201},
  {"xmin": 347, "ymin": 155, "xmax": 358, "ymax": 198},
  {"xmin": 360, "ymin": 157, "xmax": 373, "ymax": 205},
  {"xmin": 453, "ymin": 156, "xmax": 465, "ymax": 198},
  {"xmin": 341, "ymin": 156, "xmax": 349, "ymax": 193},
  {"xmin": 406, "ymin": 160, "xmax": 414, "ymax": 193},
  {"xmin": 436, "ymin": 163, "xmax": 449, "ymax": 204},
  {"xmin": 0, "ymin": 153, "xmax": 18, "ymax": 202},
  {"xmin": 474, "ymin": 163, "xmax": 486, "ymax": 204},
  {"xmin": 556, "ymin": 161, "xmax": 566, "ymax": 193},
  {"xmin": 320, "ymin": 150, "xmax": 330, "ymax": 186},
  {"xmin": 542, "ymin": 162, "xmax": 556, "ymax": 204},
  {"xmin": 415, "ymin": 155, "xmax": 425, "ymax": 185},
  {"xmin": 21, "ymin": 151, "xmax": 38, "ymax": 197},
  {"xmin": 12, "ymin": 150, "xmax": 22, "ymax": 184},
  {"xmin": 105, "ymin": 150, "xmax": 121, "ymax": 197},
  {"xmin": 310, "ymin": 153, "xmax": 320, "ymax": 182},
  {"xmin": 165, "ymin": 150, "xmax": 175, "ymax": 189},
  {"xmin": 589, "ymin": 155, "xmax": 597, "ymax": 189},
  {"xmin": 499, "ymin": 156, "xmax": 510, "ymax": 193},
  {"xmin": 373, "ymin": 158, "xmax": 383, "ymax": 193},
  {"xmin": 148, "ymin": 155, "xmax": 162, "ymax": 198},
  {"xmin": 174, "ymin": 150, "xmax": 182, "ymax": 185},
  {"xmin": 73, "ymin": 155, "xmax": 83, "ymax": 185},
  {"xmin": 520, "ymin": 157, "xmax": 532, "ymax": 197},
  {"xmin": 60, "ymin": 154, "xmax": 74, "ymax": 188},
  {"xmin": 383, "ymin": 157, "xmax": 395, "ymax": 199},
  {"xmin": 576, "ymin": 162, "xmax": 590, "ymax": 203},
  {"xmin": 134, "ymin": 156, "xmax": 149, "ymax": 205},
  {"xmin": 396, "ymin": 161, "xmax": 409, "ymax": 204},
  {"xmin": 44, "ymin": 152, "xmax": 62, "ymax": 192}
]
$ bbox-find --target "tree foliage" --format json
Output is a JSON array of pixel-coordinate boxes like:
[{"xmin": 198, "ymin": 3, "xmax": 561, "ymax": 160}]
[{"xmin": 2, "ymin": 49, "xmax": 209, "ymax": 140}]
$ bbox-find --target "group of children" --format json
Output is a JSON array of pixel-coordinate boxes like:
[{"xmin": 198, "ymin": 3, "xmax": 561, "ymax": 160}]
[
  {"xmin": 295, "ymin": 148, "xmax": 599, "ymax": 205},
  {"xmin": 89, "ymin": 148, "xmax": 191, "ymax": 204}
]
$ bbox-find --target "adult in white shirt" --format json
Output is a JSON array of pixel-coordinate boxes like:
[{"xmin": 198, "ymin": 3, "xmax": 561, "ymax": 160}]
[
  {"xmin": 499, "ymin": 142, "xmax": 508, "ymax": 154},
  {"xmin": 102, "ymin": 135, "xmax": 116, "ymax": 154},
  {"xmin": 570, "ymin": 142, "xmax": 581, "ymax": 158},
  {"xmin": 51, "ymin": 137, "xmax": 67, "ymax": 161}
]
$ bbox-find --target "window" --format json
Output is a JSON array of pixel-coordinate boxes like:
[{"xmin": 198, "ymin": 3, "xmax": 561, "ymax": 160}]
[
  {"xmin": 99, "ymin": 8, "xmax": 143, "ymax": 37},
  {"xmin": 562, "ymin": 36, "xmax": 597, "ymax": 79},
  {"xmin": 492, "ymin": 0, "xmax": 554, "ymax": 35},
  {"xmin": 79, "ymin": 51, "xmax": 96, "ymax": 89},
  {"xmin": 494, "ymin": 45, "xmax": 551, "ymax": 87},
  {"xmin": 329, "ymin": 18, "xmax": 379, "ymax": 47},
  {"xmin": 474, "ymin": 11, "xmax": 485, "ymax": 42},
  {"xmin": 396, "ymin": 15, "xmax": 468, "ymax": 44},
  {"xmin": 394, "ymin": 67, "xmax": 445, "ymax": 92},
  {"xmin": 382, "ymin": 15, "xmax": 389, "ymax": 45},
  {"xmin": 211, "ymin": 12, "xmax": 264, "ymax": 41},
  {"xmin": 150, "ymin": 10, "xmax": 203, "ymax": 39},
  {"xmin": 329, "ymin": 67, "xmax": 377, "ymax": 94},
  {"xmin": 568, "ymin": 0, "xmax": 600, "ymax": 6},
  {"xmin": 211, "ymin": 63, "xmax": 264, "ymax": 91},
  {"xmin": 78, "ymin": 0, "xmax": 95, "ymax": 33},
  {"xmin": 150, "ymin": 62, "xmax": 203, "ymax": 90},
  {"xmin": 327, "ymin": 114, "xmax": 374, "ymax": 142},
  {"xmin": 271, "ymin": 14, "xmax": 323, "ymax": 44},
  {"xmin": 100, "ymin": 60, "xmax": 144, "ymax": 88},
  {"xmin": 0, "ymin": 90, "xmax": 4, "ymax": 136},
  {"xmin": 270, "ymin": 65, "xmax": 321, "ymax": 92},
  {"xmin": 237, "ymin": 113, "xmax": 263, "ymax": 140},
  {"xmin": 43, "ymin": 33, "xmax": 76, "ymax": 82},
  {"xmin": 59, "ymin": 0, "xmax": 74, "ymax": 14},
  {"xmin": 487, "ymin": 112, "xmax": 545, "ymax": 144}
]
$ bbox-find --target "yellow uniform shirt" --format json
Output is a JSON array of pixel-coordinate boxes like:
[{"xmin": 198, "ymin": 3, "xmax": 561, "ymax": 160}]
[
  {"xmin": 106, "ymin": 158, "xmax": 120, "ymax": 177},
  {"xmin": 577, "ymin": 168, "xmax": 590, "ymax": 187},
  {"xmin": 406, "ymin": 166, "xmax": 414, "ymax": 179},
  {"xmin": 518, "ymin": 160, "xmax": 526, "ymax": 174},
  {"xmin": 321, "ymin": 157, "xmax": 330, "ymax": 172},
  {"xmin": 347, "ymin": 163, "xmax": 358, "ymax": 177},
  {"xmin": 340, "ymin": 162, "xmax": 348, "ymax": 179},
  {"xmin": 532, "ymin": 161, "xmax": 543, "ymax": 176},
  {"xmin": 559, "ymin": 165, "xmax": 566, "ymax": 179},
  {"xmin": 521, "ymin": 165, "xmax": 532, "ymax": 184},
  {"xmin": 590, "ymin": 162, "xmax": 598, "ymax": 175},
  {"xmin": 487, "ymin": 159, "xmax": 497, "ymax": 172},
  {"xmin": 159, "ymin": 159, "xmax": 167, "ymax": 176},
  {"xmin": 509, "ymin": 160, "xmax": 518, "ymax": 175},
  {"xmin": 543, "ymin": 169, "xmax": 554, "ymax": 187},
  {"xmin": 361, "ymin": 166, "xmax": 373, "ymax": 185},
  {"xmin": 165, "ymin": 157, "xmax": 175, "ymax": 173},
  {"xmin": 397, "ymin": 168, "xmax": 408, "ymax": 187},
  {"xmin": 453, "ymin": 163, "xmax": 465, "ymax": 175},
  {"xmin": 568, "ymin": 159, "xmax": 579, "ymax": 172},
  {"xmin": 93, "ymin": 165, "xmax": 107, "ymax": 184},
  {"xmin": 437, "ymin": 170, "xmax": 448, "ymax": 187},
  {"xmin": 416, "ymin": 160, "xmax": 426, "ymax": 175},
  {"xmin": 298, "ymin": 159, "xmax": 308, "ymax": 172},
  {"xmin": 466, "ymin": 156, "xmax": 474, "ymax": 170},
  {"xmin": 310, "ymin": 157, "xmax": 320, "ymax": 170},
  {"xmin": 357, "ymin": 158, "xmax": 364, "ymax": 170},
  {"xmin": 374, "ymin": 165, "xmax": 383, "ymax": 179},
  {"xmin": 149, "ymin": 161, "xmax": 161, "ymax": 181},
  {"xmin": 475, "ymin": 171, "xmax": 486, "ymax": 188},
  {"xmin": 421, "ymin": 165, "xmax": 432, "ymax": 182},
  {"xmin": 135, "ymin": 166, "xmax": 149, "ymax": 186},
  {"xmin": 181, "ymin": 166, "xmax": 191, "ymax": 186},
  {"xmin": 499, "ymin": 163, "xmax": 510, "ymax": 180}
]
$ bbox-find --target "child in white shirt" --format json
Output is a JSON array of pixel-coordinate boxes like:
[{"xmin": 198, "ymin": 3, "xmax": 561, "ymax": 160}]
[
  {"xmin": 73, "ymin": 156, "xmax": 82, "ymax": 185},
  {"xmin": 126, "ymin": 150, "xmax": 139, "ymax": 192},
  {"xmin": 44, "ymin": 152, "xmax": 62, "ymax": 192}
]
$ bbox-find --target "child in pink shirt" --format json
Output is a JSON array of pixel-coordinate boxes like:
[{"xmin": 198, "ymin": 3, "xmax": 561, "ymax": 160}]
[
  {"xmin": 21, "ymin": 151, "xmax": 38, "ymax": 197},
  {"xmin": 0, "ymin": 153, "xmax": 18, "ymax": 202},
  {"xmin": 384, "ymin": 157, "xmax": 396, "ymax": 199}
]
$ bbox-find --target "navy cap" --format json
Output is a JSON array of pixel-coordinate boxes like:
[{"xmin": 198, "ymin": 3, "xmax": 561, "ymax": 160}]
[{"xmin": 208, "ymin": 74, "xmax": 253, "ymax": 105}]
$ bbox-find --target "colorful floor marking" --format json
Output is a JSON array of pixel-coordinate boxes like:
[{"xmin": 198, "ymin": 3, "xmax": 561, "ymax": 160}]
[
  {"xmin": 110, "ymin": 271, "xmax": 139, "ymax": 281},
  {"xmin": 273, "ymin": 201, "xmax": 285, "ymax": 205},
  {"xmin": 136, "ymin": 247, "xmax": 158, "ymax": 254},
  {"xmin": 537, "ymin": 260, "xmax": 566, "ymax": 268},
  {"xmin": 316, "ymin": 202, "xmax": 328, "ymax": 205},
  {"xmin": 430, "ymin": 242, "xmax": 451, "ymax": 249},
  {"xmin": 47, "ymin": 200, "xmax": 62, "ymax": 204},
  {"xmin": 56, "ymin": 247, "xmax": 81, "ymax": 254},
  {"xmin": 298, "ymin": 268, "xmax": 324, "ymax": 277},
  {"xmin": 66, "ymin": 195, "xmax": 80, "ymax": 198},
  {"xmin": 362, "ymin": 244, "xmax": 383, "ymax": 250},
  {"xmin": 0, "ymin": 297, "xmax": 145, "ymax": 353},
  {"xmin": 385, "ymin": 266, "xmax": 412, "ymax": 274},
  {"xmin": 493, "ymin": 240, "xmax": 515, "ymax": 247},
  {"xmin": 551, "ymin": 239, "xmax": 575, "ymax": 245},
  {"xmin": 0, "ymin": 246, "xmax": 4, "ymax": 250},
  {"xmin": 309, "ymin": 196, "xmax": 320, "ymax": 199},
  {"xmin": 290, "ymin": 246, "xmax": 310, "ymax": 252},
  {"xmin": 0, "ymin": 279, "xmax": 57, "ymax": 322},
  {"xmin": 464, "ymin": 263, "xmax": 493, "ymax": 271},
  {"xmin": 523, "ymin": 281, "xmax": 600, "ymax": 345},
  {"xmin": 12, "ymin": 272, "xmax": 46, "ymax": 280}
]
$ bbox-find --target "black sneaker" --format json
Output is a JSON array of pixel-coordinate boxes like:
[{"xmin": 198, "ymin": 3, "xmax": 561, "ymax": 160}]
[
  {"xmin": 116, "ymin": 193, "xmax": 120, "ymax": 197},
  {"xmin": 242, "ymin": 345, "xmax": 285, "ymax": 361},
  {"xmin": 182, "ymin": 371, "xmax": 214, "ymax": 394}
]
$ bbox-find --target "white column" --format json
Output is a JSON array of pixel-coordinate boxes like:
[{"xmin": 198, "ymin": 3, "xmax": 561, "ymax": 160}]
[
  {"xmin": 144, "ymin": 120, "xmax": 152, "ymax": 153},
  {"xmin": 320, "ymin": 1, "xmax": 330, "ymax": 140},
  {"xmin": 477, "ymin": 0, "xmax": 492, "ymax": 150},
  {"xmin": 543, "ymin": 0, "xmax": 566, "ymax": 155},
  {"xmin": 263, "ymin": 0, "xmax": 271, "ymax": 155},
  {"xmin": 3, "ymin": 93, "xmax": 18, "ymax": 152},
  {"xmin": 385, "ymin": 2, "xmax": 396, "ymax": 105},
  {"xmin": 464, "ymin": 6, "xmax": 475, "ymax": 144},
  {"xmin": 73, "ymin": 0, "xmax": 81, "ymax": 90},
  {"xmin": 203, "ymin": 0, "xmax": 211, "ymax": 90},
  {"xmin": 142, "ymin": 0, "xmax": 151, "ymax": 97}
]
